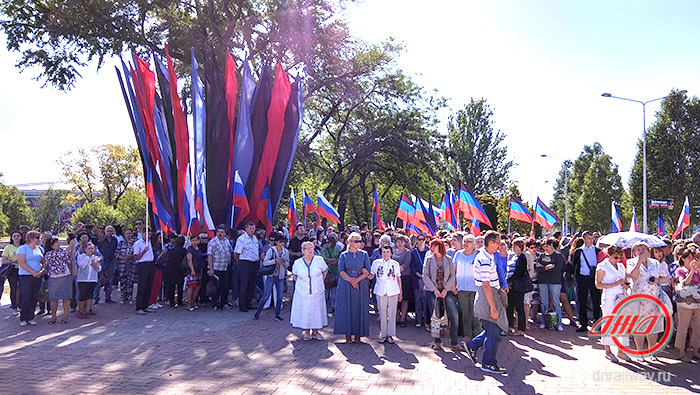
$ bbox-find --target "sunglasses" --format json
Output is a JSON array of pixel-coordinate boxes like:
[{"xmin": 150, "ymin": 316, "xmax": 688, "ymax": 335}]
[
  {"xmin": 351, "ymin": 240, "xmax": 361, "ymax": 243},
  {"xmin": 417, "ymin": 238, "xmax": 425, "ymax": 241}
]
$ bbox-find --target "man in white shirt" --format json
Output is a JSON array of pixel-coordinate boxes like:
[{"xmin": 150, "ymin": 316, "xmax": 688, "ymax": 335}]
[
  {"xmin": 208, "ymin": 225, "xmax": 233, "ymax": 311},
  {"xmin": 133, "ymin": 229, "xmax": 155, "ymax": 315},
  {"xmin": 234, "ymin": 222, "xmax": 260, "ymax": 312},
  {"xmin": 464, "ymin": 230, "xmax": 507, "ymax": 375},
  {"xmin": 573, "ymin": 230, "xmax": 601, "ymax": 332}
]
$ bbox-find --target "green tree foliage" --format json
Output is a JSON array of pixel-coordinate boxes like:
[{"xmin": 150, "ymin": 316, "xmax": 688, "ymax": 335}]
[
  {"xmin": 58, "ymin": 148, "xmax": 99, "ymax": 204},
  {"xmin": 445, "ymin": 98, "xmax": 513, "ymax": 195},
  {"xmin": 95, "ymin": 144, "xmax": 142, "ymax": 208},
  {"xmin": 58, "ymin": 145, "xmax": 143, "ymax": 208},
  {"xmin": 628, "ymin": 91, "xmax": 699, "ymax": 234},
  {"xmin": 0, "ymin": 181, "xmax": 34, "ymax": 236},
  {"xmin": 72, "ymin": 200, "xmax": 125, "ymax": 227},
  {"xmin": 116, "ymin": 188, "xmax": 147, "ymax": 228},
  {"xmin": 552, "ymin": 143, "xmax": 623, "ymax": 232},
  {"xmin": 290, "ymin": 40, "xmax": 445, "ymax": 226},
  {"xmin": 33, "ymin": 187, "xmax": 69, "ymax": 233}
]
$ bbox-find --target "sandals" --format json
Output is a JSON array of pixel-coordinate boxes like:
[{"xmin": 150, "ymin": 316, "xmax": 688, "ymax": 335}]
[
  {"xmin": 48, "ymin": 319, "xmax": 57, "ymax": 325},
  {"xmin": 60, "ymin": 319, "xmax": 68, "ymax": 324}
]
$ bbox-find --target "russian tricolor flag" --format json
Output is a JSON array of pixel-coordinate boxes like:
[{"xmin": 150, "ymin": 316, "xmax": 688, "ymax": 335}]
[
  {"xmin": 672, "ymin": 196, "xmax": 690, "ymax": 240},
  {"xmin": 231, "ymin": 170, "xmax": 249, "ymax": 229},
  {"xmin": 533, "ymin": 197, "xmax": 558, "ymax": 231},
  {"xmin": 611, "ymin": 202, "xmax": 623, "ymax": 233},
  {"xmin": 509, "ymin": 196, "xmax": 533, "ymax": 226},
  {"xmin": 288, "ymin": 188, "xmax": 298, "ymax": 236},
  {"xmin": 629, "ymin": 207, "xmax": 638, "ymax": 232},
  {"xmin": 317, "ymin": 190, "xmax": 341, "ymax": 224}
]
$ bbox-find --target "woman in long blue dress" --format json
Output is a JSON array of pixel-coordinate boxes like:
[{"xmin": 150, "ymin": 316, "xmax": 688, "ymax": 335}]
[{"xmin": 334, "ymin": 232, "xmax": 372, "ymax": 343}]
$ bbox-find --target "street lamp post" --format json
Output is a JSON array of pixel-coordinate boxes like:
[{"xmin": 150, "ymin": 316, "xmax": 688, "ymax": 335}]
[
  {"xmin": 541, "ymin": 155, "xmax": 569, "ymax": 234},
  {"xmin": 601, "ymin": 90, "xmax": 687, "ymax": 233}
]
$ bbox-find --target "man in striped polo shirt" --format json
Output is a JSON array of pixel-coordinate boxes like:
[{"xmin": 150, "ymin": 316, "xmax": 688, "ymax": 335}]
[{"xmin": 464, "ymin": 230, "xmax": 508, "ymax": 375}]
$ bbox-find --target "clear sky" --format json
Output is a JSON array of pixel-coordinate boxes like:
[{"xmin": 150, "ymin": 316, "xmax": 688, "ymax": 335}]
[{"xmin": 1, "ymin": 0, "xmax": 698, "ymax": 209}]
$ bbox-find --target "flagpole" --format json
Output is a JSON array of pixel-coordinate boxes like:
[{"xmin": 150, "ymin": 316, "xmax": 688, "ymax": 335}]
[{"xmin": 508, "ymin": 217, "xmax": 511, "ymax": 235}]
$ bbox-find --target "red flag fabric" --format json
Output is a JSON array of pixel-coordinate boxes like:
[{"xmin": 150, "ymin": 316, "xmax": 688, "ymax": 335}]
[
  {"xmin": 225, "ymin": 52, "xmax": 238, "ymax": 193},
  {"xmin": 165, "ymin": 45, "xmax": 191, "ymax": 234},
  {"xmin": 246, "ymin": 63, "xmax": 291, "ymax": 225}
]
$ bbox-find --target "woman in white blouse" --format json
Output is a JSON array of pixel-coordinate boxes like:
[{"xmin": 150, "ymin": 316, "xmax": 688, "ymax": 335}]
[
  {"xmin": 627, "ymin": 241, "xmax": 668, "ymax": 361},
  {"xmin": 370, "ymin": 245, "xmax": 402, "ymax": 344},
  {"xmin": 595, "ymin": 245, "xmax": 631, "ymax": 362},
  {"xmin": 291, "ymin": 241, "xmax": 328, "ymax": 340},
  {"xmin": 77, "ymin": 243, "xmax": 102, "ymax": 319}
]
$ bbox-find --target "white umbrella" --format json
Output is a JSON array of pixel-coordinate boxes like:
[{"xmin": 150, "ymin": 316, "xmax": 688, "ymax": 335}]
[{"xmin": 597, "ymin": 231, "xmax": 666, "ymax": 248}]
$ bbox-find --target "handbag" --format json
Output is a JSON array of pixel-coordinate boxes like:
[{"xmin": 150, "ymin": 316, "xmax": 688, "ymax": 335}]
[
  {"xmin": 513, "ymin": 273, "xmax": 534, "ymax": 293},
  {"xmin": 430, "ymin": 295, "xmax": 449, "ymax": 339},
  {"xmin": 324, "ymin": 273, "xmax": 337, "ymax": 289},
  {"xmin": 0, "ymin": 264, "xmax": 10, "ymax": 277},
  {"xmin": 259, "ymin": 249, "xmax": 278, "ymax": 276}
]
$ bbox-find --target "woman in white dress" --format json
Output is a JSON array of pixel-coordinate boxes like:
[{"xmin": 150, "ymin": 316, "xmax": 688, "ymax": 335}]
[
  {"xmin": 595, "ymin": 245, "xmax": 631, "ymax": 362},
  {"xmin": 291, "ymin": 241, "xmax": 328, "ymax": 341},
  {"xmin": 627, "ymin": 241, "xmax": 669, "ymax": 361}
]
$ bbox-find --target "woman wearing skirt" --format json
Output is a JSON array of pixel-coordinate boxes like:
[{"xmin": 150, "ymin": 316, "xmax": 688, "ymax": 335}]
[
  {"xmin": 44, "ymin": 237, "xmax": 76, "ymax": 324},
  {"xmin": 290, "ymin": 242, "xmax": 328, "ymax": 340}
]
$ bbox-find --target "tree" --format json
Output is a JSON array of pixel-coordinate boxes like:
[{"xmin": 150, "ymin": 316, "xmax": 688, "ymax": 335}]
[
  {"xmin": 551, "ymin": 143, "xmax": 623, "ymax": 232},
  {"xmin": 58, "ymin": 144, "xmax": 143, "ymax": 208},
  {"xmin": 71, "ymin": 200, "xmax": 125, "ymax": 227},
  {"xmin": 628, "ymin": 91, "xmax": 699, "ymax": 233},
  {"xmin": 116, "ymin": 188, "xmax": 147, "ymax": 228},
  {"xmin": 444, "ymin": 98, "xmax": 513, "ymax": 195},
  {"xmin": 58, "ymin": 148, "xmax": 99, "ymax": 203},
  {"xmin": 289, "ymin": 40, "xmax": 446, "ymax": 226},
  {"xmin": 95, "ymin": 144, "xmax": 142, "ymax": 208},
  {"xmin": 34, "ymin": 188, "xmax": 69, "ymax": 233},
  {"xmin": 0, "ymin": 181, "xmax": 34, "ymax": 236}
]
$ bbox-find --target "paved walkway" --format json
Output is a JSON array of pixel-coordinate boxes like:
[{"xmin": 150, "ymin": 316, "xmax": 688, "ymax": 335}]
[{"xmin": 0, "ymin": 289, "xmax": 698, "ymax": 395}]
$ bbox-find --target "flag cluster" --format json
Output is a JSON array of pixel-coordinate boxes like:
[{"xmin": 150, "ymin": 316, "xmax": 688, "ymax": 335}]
[{"xmin": 115, "ymin": 47, "xmax": 303, "ymax": 236}]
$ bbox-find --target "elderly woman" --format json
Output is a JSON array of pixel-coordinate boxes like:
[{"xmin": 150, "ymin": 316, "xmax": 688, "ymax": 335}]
[
  {"xmin": 674, "ymin": 246, "xmax": 700, "ymax": 362},
  {"xmin": 595, "ymin": 246, "xmax": 631, "ymax": 362},
  {"xmin": 424, "ymin": 238, "xmax": 460, "ymax": 351},
  {"xmin": 255, "ymin": 232, "xmax": 290, "ymax": 321},
  {"xmin": 291, "ymin": 241, "xmax": 328, "ymax": 340},
  {"xmin": 16, "ymin": 231, "xmax": 46, "ymax": 326},
  {"xmin": 393, "ymin": 234, "xmax": 413, "ymax": 327},
  {"xmin": 370, "ymin": 245, "xmax": 402, "ymax": 343},
  {"xmin": 627, "ymin": 241, "xmax": 669, "ymax": 361},
  {"xmin": 334, "ymin": 232, "xmax": 372, "ymax": 343},
  {"xmin": 44, "ymin": 237, "xmax": 76, "ymax": 324}
]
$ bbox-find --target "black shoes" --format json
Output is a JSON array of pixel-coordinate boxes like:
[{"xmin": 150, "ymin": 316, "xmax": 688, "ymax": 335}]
[
  {"xmin": 480, "ymin": 364, "xmax": 506, "ymax": 375},
  {"xmin": 575, "ymin": 326, "xmax": 588, "ymax": 333},
  {"xmin": 464, "ymin": 345, "xmax": 478, "ymax": 365}
]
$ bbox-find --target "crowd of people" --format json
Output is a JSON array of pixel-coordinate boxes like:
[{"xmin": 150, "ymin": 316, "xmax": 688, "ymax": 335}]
[{"xmin": 1, "ymin": 219, "xmax": 699, "ymax": 374}]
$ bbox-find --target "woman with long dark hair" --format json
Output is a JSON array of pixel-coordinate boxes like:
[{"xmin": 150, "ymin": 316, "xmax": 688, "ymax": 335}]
[{"xmin": 1, "ymin": 230, "xmax": 23, "ymax": 314}]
